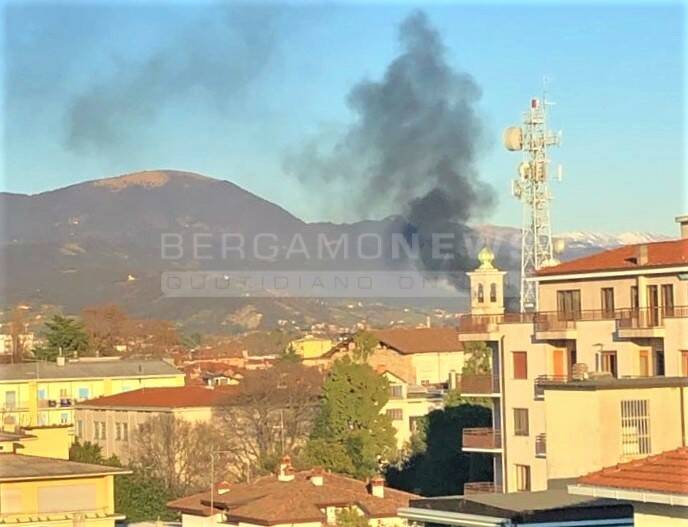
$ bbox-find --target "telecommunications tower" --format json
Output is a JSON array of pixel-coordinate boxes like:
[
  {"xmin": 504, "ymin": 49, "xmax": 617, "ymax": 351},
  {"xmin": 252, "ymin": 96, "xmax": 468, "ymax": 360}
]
[{"xmin": 504, "ymin": 94, "xmax": 562, "ymax": 312}]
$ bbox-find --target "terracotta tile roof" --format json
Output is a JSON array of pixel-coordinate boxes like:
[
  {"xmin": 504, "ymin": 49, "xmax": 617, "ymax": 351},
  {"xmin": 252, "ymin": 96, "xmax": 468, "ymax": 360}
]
[
  {"xmin": 537, "ymin": 238, "xmax": 688, "ymax": 276},
  {"xmin": 372, "ymin": 327, "xmax": 462, "ymax": 354},
  {"xmin": 77, "ymin": 385, "xmax": 237, "ymax": 409},
  {"xmin": 167, "ymin": 470, "xmax": 417, "ymax": 524},
  {"xmin": 578, "ymin": 447, "xmax": 688, "ymax": 495}
]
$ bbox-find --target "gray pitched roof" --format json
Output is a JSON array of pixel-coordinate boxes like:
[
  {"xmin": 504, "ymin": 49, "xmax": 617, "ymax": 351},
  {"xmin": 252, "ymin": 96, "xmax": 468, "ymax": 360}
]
[
  {"xmin": 0, "ymin": 454, "xmax": 130, "ymax": 481},
  {"xmin": 0, "ymin": 359, "xmax": 182, "ymax": 382}
]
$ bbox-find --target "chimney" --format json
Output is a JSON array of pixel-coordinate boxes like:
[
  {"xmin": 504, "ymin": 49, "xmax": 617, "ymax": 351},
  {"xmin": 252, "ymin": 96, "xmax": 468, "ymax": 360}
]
[
  {"xmin": 310, "ymin": 467, "xmax": 324, "ymax": 487},
  {"xmin": 217, "ymin": 481, "xmax": 231, "ymax": 495},
  {"xmin": 277, "ymin": 455, "xmax": 295, "ymax": 482},
  {"xmin": 676, "ymin": 215, "xmax": 688, "ymax": 239},
  {"xmin": 370, "ymin": 475, "xmax": 385, "ymax": 498},
  {"xmin": 637, "ymin": 244, "xmax": 649, "ymax": 266}
]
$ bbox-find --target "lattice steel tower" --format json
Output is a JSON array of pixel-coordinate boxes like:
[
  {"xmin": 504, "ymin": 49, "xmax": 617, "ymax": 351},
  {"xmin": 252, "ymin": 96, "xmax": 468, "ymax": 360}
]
[{"xmin": 504, "ymin": 95, "xmax": 562, "ymax": 312}]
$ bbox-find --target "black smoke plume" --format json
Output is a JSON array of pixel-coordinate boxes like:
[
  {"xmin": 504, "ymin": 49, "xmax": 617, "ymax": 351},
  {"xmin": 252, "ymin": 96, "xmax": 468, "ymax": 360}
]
[{"xmin": 286, "ymin": 11, "xmax": 495, "ymax": 276}]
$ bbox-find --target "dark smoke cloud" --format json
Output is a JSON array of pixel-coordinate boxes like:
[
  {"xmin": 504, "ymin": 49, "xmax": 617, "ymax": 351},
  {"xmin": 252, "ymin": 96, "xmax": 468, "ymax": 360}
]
[
  {"xmin": 287, "ymin": 11, "xmax": 495, "ymax": 220},
  {"xmin": 285, "ymin": 10, "xmax": 496, "ymax": 275},
  {"xmin": 65, "ymin": 7, "xmax": 278, "ymax": 155}
]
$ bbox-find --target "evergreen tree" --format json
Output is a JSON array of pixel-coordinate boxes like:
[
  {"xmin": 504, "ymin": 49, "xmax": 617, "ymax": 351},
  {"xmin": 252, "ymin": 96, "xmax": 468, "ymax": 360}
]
[
  {"xmin": 34, "ymin": 314, "xmax": 90, "ymax": 361},
  {"xmin": 305, "ymin": 357, "xmax": 396, "ymax": 478}
]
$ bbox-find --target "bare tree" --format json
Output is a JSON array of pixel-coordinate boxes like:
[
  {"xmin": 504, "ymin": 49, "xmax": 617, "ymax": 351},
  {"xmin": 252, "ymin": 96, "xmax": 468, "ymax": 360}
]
[
  {"xmin": 81, "ymin": 304, "xmax": 129, "ymax": 356},
  {"xmin": 8, "ymin": 306, "xmax": 27, "ymax": 363},
  {"xmin": 216, "ymin": 361, "xmax": 323, "ymax": 478},
  {"xmin": 128, "ymin": 414, "xmax": 225, "ymax": 496}
]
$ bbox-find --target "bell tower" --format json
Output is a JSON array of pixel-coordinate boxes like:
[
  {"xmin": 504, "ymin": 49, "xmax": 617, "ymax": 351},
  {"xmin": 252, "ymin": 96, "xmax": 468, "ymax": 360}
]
[{"xmin": 467, "ymin": 247, "xmax": 506, "ymax": 316}]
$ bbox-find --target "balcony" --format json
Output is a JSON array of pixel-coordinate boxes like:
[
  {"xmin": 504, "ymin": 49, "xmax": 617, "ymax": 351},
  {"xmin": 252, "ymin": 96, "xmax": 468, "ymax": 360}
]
[
  {"xmin": 460, "ymin": 374, "xmax": 500, "ymax": 397},
  {"xmin": 617, "ymin": 307, "xmax": 667, "ymax": 338},
  {"xmin": 463, "ymin": 482, "xmax": 500, "ymax": 495},
  {"xmin": 535, "ymin": 433, "xmax": 547, "ymax": 458},
  {"xmin": 462, "ymin": 427, "xmax": 502, "ymax": 452},
  {"xmin": 534, "ymin": 311, "xmax": 578, "ymax": 339},
  {"xmin": 458, "ymin": 313, "xmax": 533, "ymax": 341}
]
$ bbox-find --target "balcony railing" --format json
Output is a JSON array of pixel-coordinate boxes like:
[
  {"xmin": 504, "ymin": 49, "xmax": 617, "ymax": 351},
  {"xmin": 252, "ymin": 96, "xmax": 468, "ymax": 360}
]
[
  {"xmin": 535, "ymin": 433, "xmax": 547, "ymax": 457},
  {"xmin": 463, "ymin": 427, "xmax": 502, "ymax": 450},
  {"xmin": 461, "ymin": 374, "xmax": 500, "ymax": 395},
  {"xmin": 458, "ymin": 313, "xmax": 534, "ymax": 333},
  {"xmin": 463, "ymin": 482, "xmax": 499, "ymax": 494}
]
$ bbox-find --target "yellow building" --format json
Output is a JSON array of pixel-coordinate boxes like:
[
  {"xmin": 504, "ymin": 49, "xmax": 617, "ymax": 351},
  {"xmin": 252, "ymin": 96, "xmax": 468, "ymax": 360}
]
[
  {"xmin": 288, "ymin": 336, "xmax": 334, "ymax": 359},
  {"xmin": 0, "ymin": 425, "xmax": 130, "ymax": 527},
  {"xmin": 0, "ymin": 358, "xmax": 185, "ymax": 428},
  {"xmin": 381, "ymin": 371, "xmax": 445, "ymax": 448},
  {"xmin": 458, "ymin": 215, "xmax": 688, "ymax": 494}
]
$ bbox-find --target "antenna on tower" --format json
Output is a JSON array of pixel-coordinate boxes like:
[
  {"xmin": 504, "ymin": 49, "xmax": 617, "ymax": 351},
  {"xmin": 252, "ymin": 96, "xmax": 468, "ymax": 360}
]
[{"xmin": 503, "ymin": 82, "xmax": 563, "ymax": 312}]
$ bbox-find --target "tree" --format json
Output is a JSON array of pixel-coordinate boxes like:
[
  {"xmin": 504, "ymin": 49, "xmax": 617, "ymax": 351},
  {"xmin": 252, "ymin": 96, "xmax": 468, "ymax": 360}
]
[
  {"xmin": 216, "ymin": 361, "xmax": 323, "ymax": 478},
  {"xmin": 336, "ymin": 507, "xmax": 369, "ymax": 527},
  {"xmin": 305, "ymin": 357, "xmax": 396, "ymax": 479},
  {"xmin": 385, "ymin": 404, "xmax": 493, "ymax": 496},
  {"xmin": 69, "ymin": 440, "xmax": 173, "ymax": 521},
  {"xmin": 352, "ymin": 331, "xmax": 379, "ymax": 361},
  {"xmin": 462, "ymin": 341, "xmax": 492, "ymax": 375},
  {"xmin": 34, "ymin": 314, "xmax": 90, "ymax": 361},
  {"xmin": 8, "ymin": 306, "xmax": 27, "ymax": 363},
  {"xmin": 128, "ymin": 414, "xmax": 223, "ymax": 496},
  {"xmin": 81, "ymin": 304, "xmax": 129, "ymax": 356}
]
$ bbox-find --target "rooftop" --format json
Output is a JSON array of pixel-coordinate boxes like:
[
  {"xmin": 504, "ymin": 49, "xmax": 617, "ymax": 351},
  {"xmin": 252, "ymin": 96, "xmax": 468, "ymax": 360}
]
[
  {"xmin": 372, "ymin": 327, "xmax": 462, "ymax": 355},
  {"xmin": 401, "ymin": 489, "xmax": 632, "ymax": 524},
  {"xmin": 0, "ymin": 359, "xmax": 182, "ymax": 382},
  {"xmin": 168, "ymin": 470, "xmax": 417, "ymax": 524},
  {"xmin": 0, "ymin": 454, "xmax": 130, "ymax": 482},
  {"xmin": 536, "ymin": 238, "xmax": 688, "ymax": 277},
  {"xmin": 575, "ymin": 447, "xmax": 688, "ymax": 497},
  {"xmin": 78, "ymin": 385, "xmax": 236, "ymax": 409}
]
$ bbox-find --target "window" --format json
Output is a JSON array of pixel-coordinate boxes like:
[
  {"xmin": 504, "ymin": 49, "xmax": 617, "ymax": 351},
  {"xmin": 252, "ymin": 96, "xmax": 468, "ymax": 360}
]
[
  {"xmin": 513, "ymin": 408, "xmax": 529, "ymax": 436},
  {"xmin": 601, "ymin": 288, "xmax": 615, "ymax": 317},
  {"xmin": 512, "ymin": 352, "xmax": 528, "ymax": 380},
  {"xmin": 116, "ymin": 422, "xmax": 128, "ymax": 441},
  {"xmin": 4, "ymin": 391, "xmax": 17, "ymax": 410},
  {"xmin": 639, "ymin": 350, "xmax": 650, "ymax": 377},
  {"xmin": 557, "ymin": 290, "xmax": 581, "ymax": 320},
  {"xmin": 389, "ymin": 385, "xmax": 403, "ymax": 399},
  {"xmin": 621, "ymin": 400, "xmax": 650, "ymax": 455},
  {"xmin": 515, "ymin": 465, "xmax": 531, "ymax": 491},
  {"xmin": 477, "ymin": 284, "xmax": 484, "ymax": 303},
  {"xmin": 59, "ymin": 413, "xmax": 69, "ymax": 425},
  {"xmin": 662, "ymin": 284, "xmax": 674, "ymax": 317},
  {"xmin": 76, "ymin": 420, "xmax": 84, "ymax": 438},
  {"xmin": 78, "ymin": 387, "xmax": 90, "ymax": 400},
  {"xmin": 682, "ymin": 351, "xmax": 688, "ymax": 377},
  {"xmin": 490, "ymin": 283, "xmax": 497, "ymax": 303},
  {"xmin": 94, "ymin": 421, "xmax": 106, "ymax": 440},
  {"xmin": 654, "ymin": 349, "xmax": 665, "ymax": 376},
  {"xmin": 599, "ymin": 351, "xmax": 618, "ymax": 378},
  {"xmin": 631, "ymin": 286, "xmax": 639, "ymax": 310},
  {"xmin": 386, "ymin": 409, "xmax": 403, "ymax": 421}
]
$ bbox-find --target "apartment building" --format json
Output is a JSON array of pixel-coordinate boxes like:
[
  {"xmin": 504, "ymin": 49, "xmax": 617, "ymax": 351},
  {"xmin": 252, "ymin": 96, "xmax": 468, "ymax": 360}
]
[
  {"xmin": 75, "ymin": 385, "xmax": 232, "ymax": 462},
  {"xmin": 321, "ymin": 327, "xmax": 464, "ymax": 386},
  {"xmin": 168, "ymin": 456, "xmax": 417, "ymax": 527},
  {"xmin": 457, "ymin": 216, "xmax": 688, "ymax": 494},
  {"xmin": 382, "ymin": 371, "xmax": 445, "ymax": 448},
  {"xmin": 0, "ymin": 358, "xmax": 185, "ymax": 427},
  {"xmin": 0, "ymin": 422, "xmax": 130, "ymax": 527}
]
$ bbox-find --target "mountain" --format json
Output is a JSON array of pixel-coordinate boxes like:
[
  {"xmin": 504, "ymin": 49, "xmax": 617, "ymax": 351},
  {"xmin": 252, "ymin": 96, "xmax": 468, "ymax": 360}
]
[{"xmin": 0, "ymin": 170, "xmax": 671, "ymax": 333}]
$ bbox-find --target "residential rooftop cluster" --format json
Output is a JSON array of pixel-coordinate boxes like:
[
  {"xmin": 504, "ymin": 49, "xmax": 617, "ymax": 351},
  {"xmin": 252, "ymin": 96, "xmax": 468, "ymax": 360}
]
[{"xmin": 0, "ymin": 215, "xmax": 687, "ymax": 527}]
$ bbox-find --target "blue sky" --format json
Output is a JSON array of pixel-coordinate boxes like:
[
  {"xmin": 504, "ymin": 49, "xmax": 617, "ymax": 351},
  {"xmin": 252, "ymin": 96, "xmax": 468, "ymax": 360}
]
[{"xmin": 1, "ymin": 1, "xmax": 685, "ymax": 234}]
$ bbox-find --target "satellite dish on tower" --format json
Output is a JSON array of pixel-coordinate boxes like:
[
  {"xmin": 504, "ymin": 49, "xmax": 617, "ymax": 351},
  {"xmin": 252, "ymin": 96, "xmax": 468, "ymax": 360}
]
[{"xmin": 503, "ymin": 127, "xmax": 523, "ymax": 151}]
